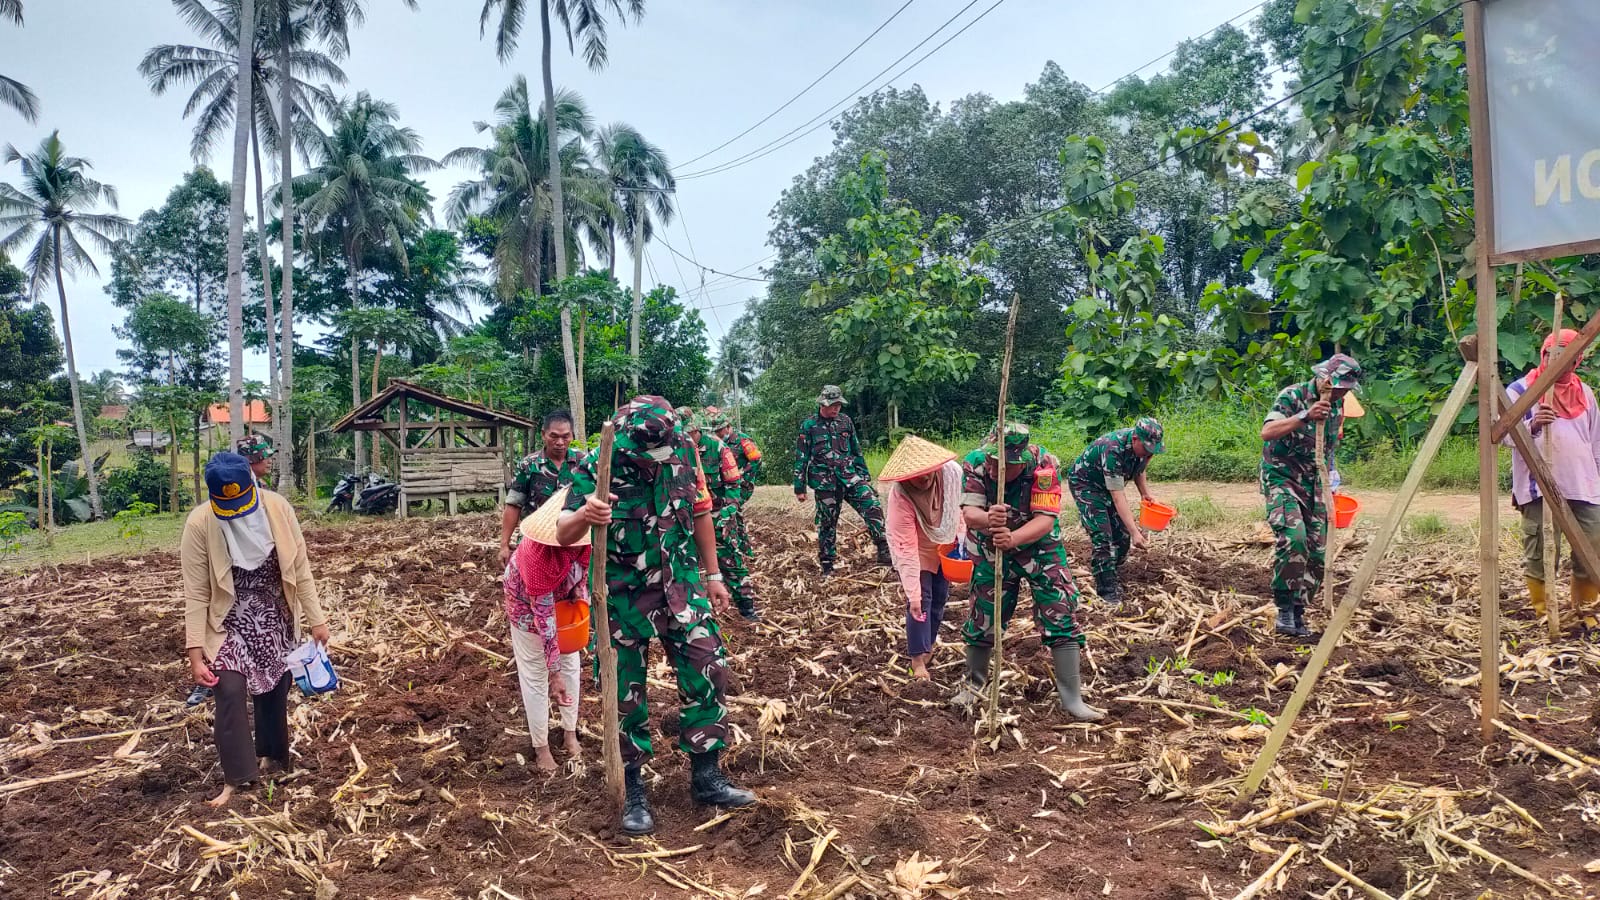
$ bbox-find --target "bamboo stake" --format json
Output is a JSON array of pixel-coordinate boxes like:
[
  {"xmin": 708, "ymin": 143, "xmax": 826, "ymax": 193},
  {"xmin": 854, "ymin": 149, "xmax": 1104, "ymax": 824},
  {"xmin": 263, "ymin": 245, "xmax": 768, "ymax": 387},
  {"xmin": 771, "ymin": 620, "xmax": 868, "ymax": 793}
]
[
  {"xmin": 1316, "ymin": 381, "xmax": 1337, "ymax": 613},
  {"xmin": 984, "ymin": 294, "xmax": 1022, "ymax": 739},
  {"xmin": 1241, "ymin": 362, "xmax": 1478, "ymax": 799},
  {"xmin": 1540, "ymin": 288, "xmax": 1565, "ymax": 638},
  {"xmin": 590, "ymin": 422, "xmax": 625, "ymax": 811}
]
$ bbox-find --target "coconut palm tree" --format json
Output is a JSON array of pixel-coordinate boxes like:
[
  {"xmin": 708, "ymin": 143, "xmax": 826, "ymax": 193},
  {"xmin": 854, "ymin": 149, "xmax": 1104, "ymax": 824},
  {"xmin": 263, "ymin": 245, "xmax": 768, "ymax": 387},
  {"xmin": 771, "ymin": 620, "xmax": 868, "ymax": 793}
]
[
  {"xmin": 295, "ymin": 92, "xmax": 435, "ymax": 471},
  {"xmin": 0, "ymin": 0, "xmax": 39, "ymax": 123},
  {"xmin": 478, "ymin": 0, "xmax": 645, "ymax": 434},
  {"xmin": 266, "ymin": 0, "xmax": 417, "ymax": 493},
  {"xmin": 592, "ymin": 123, "xmax": 673, "ymax": 390},
  {"xmin": 0, "ymin": 133, "xmax": 135, "ymax": 520},
  {"xmin": 142, "ymin": 0, "xmax": 345, "ymax": 461}
]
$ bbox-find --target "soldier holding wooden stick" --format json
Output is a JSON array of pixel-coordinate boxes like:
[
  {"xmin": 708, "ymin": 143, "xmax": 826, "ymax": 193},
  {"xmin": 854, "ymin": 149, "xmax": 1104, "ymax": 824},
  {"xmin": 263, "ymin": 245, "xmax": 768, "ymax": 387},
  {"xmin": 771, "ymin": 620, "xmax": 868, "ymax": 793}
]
[{"xmin": 556, "ymin": 397, "xmax": 755, "ymax": 836}]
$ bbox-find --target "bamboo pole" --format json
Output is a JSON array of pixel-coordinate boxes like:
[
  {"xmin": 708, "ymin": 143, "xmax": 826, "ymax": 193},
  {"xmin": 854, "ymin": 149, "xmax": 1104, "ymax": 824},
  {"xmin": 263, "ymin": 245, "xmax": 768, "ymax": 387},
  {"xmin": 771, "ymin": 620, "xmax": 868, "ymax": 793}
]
[
  {"xmin": 589, "ymin": 422, "xmax": 625, "ymax": 810},
  {"xmin": 1541, "ymin": 289, "xmax": 1565, "ymax": 638},
  {"xmin": 984, "ymin": 294, "xmax": 1022, "ymax": 739},
  {"xmin": 1315, "ymin": 381, "xmax": 1337, "ymax": 612},
  {"xmin": 1241, "ymin": 362, "xmax": 1478, "ymax": 799},
  {"xmin": 1464, "ymin": 0, "xmax": 1501, "ymax": 744}
]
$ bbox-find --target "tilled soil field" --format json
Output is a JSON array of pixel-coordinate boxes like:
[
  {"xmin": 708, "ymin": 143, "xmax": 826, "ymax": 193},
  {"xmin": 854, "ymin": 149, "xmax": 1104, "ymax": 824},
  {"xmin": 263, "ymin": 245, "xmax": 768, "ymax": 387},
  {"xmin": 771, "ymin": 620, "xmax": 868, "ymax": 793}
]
[{"xmin": 3, "ymin": 509, "xmax": 1600, "ymax": 898}]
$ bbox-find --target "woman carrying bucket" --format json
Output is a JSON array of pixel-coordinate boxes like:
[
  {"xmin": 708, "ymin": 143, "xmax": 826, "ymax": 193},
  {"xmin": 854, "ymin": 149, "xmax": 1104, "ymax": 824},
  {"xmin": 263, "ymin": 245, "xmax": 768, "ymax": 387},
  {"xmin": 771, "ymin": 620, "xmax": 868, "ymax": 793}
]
[
  {"xmin": 1067, "ymin": 418, "xmax": 1167, "ymax": 610},
  {"xmin": 503, "ymin": 487, "xmax": 588, "ymax": 771},
  {"xmin": 880, "ymin": 435, "xmax": 965, "ymax": 680}
]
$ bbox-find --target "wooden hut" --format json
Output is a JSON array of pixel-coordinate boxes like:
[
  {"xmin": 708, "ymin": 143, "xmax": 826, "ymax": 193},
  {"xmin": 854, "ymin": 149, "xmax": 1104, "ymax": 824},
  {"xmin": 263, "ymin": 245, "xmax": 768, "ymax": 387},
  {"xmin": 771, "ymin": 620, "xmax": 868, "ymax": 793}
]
[{"xmin": 329, "ymin": 380, "xmax": 538, "ymax": 517}]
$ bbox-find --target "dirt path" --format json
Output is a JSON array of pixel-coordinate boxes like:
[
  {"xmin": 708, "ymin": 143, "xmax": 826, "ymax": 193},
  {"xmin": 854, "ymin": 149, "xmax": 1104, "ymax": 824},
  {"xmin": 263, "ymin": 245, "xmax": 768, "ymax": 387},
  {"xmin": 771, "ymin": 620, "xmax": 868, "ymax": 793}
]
[{"xmin": 753, "ymin": 480, "xmax": 1501, "ymax": 527}]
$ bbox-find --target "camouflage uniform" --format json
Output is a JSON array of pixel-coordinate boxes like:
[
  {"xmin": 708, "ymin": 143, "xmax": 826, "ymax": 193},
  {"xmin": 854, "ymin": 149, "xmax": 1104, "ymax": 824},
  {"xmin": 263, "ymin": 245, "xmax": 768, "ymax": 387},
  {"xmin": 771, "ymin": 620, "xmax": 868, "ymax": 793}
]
[
  {"xmin": 685, "ymin": 414, "xmax": 760, "ymax": 618},
  {"xmin": 959, "ymin": 428, "xmax": 1084, "ymax": 650},
  {"xmin": 793, "ymin": 389, "xmax": 888, "ymax": 568},
  {"xmin": 1069, "ymin": 429, "xmax": 1150, "ymax": 578},
  {"xmin": 1262, "ymin": 355, "xmax": 1360, "ymax": 631},
  {"xmin": 506, "ymin": 448, "xmax": 578, "ymax": 516},
  {"xmin": 565, "ymin": 399, "xmax": 729, "ymax": 766}
]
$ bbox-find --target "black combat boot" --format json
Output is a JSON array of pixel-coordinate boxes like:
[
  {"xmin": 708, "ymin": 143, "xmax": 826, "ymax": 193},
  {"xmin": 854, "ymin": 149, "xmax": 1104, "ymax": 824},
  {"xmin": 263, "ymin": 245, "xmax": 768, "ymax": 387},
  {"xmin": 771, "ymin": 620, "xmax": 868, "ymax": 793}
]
[
  {"xmin": 951, "ymin": 644, "xmax": 991, "ymax": 711},
  {"xmin": 1293, "ymin": 599, "xmax": 1313, "ymax": 637},
  {"xmin": 737, "ymin": 601, "xmax": 763, "ymax": 623},
  {"xmin": 875, "ymin": 539, "xmax": 893, "ymax": 567},
  {"xmin": 621, "ymin": 766, "xmax": 655, "ymax": 836},
  {"xmin": 819, "ymin": 560, "xmax": 834, "ymax": 578},
  {"xmin": 1093, "ymin": 571, "xmax": 1123, "ymax": 611},
  {"xmin": 689, "ymin": 750, "xmax": 756, "ymax": 807},
  {"xmin": 1274, "ymin": 591, "xmax": 1311, "ymax": 639}
]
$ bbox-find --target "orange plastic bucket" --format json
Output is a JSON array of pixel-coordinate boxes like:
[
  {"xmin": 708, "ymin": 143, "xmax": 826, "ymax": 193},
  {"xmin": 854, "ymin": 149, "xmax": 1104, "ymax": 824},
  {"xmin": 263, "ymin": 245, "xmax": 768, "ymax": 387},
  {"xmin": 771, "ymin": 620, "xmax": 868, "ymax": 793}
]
[
  {"xmin": 1333, "ymin": 493, "xmax": 1360, "ymax": 529},
  {"xmin": 1139, "ymin": 501, "xmax": 1178, "ymax": 532},
  {"xmin": 940, "ymin": 550, "xmax": 975, "ymax": 584},
  {"xmin": 555, "ymin": 599, "xmax": 591, "ymax": 654}
]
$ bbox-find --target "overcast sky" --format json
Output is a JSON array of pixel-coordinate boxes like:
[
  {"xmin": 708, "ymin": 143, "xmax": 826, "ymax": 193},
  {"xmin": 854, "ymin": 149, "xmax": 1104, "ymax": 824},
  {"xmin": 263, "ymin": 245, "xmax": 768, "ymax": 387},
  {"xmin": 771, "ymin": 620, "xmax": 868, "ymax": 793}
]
[{"xmin": 1, "ymin": 0, "xmax": 1261, "ymax": 381}]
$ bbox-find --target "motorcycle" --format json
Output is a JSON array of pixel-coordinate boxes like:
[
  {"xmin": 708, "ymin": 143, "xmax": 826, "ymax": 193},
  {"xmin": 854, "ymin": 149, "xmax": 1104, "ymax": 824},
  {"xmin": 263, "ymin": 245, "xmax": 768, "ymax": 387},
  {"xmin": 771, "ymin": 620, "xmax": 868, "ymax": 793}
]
[{"xmin": 327, "ymin": 472, "xmax": 401, "ymax": 516}]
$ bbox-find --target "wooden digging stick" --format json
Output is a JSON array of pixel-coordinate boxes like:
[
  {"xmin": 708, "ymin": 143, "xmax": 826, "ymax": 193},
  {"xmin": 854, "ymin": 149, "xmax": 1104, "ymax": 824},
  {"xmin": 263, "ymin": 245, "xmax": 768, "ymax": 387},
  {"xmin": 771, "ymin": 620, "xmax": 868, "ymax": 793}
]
[
  {"xmin": 1317, "ymin": 382, "xmax": 1337, "ymax": 612},
  {"xmin": 1542, "ymin": 289, "xmax": 1565, "ymax": 639},
  {"xmin": 589, "ymin": 422, "xmax": 625, "ymax": 810},
  {"xmin": 984, "ymin": 293, "xmax": 1023, "ymax": 739}
]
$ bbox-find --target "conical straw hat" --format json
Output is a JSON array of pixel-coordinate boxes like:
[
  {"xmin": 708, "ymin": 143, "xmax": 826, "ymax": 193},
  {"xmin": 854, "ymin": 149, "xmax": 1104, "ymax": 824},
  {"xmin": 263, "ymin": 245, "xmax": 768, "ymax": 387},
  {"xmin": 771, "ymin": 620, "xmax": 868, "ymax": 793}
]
[
  {"xmin": 879, "ymin": 434, "xmax": 957, "ymax": 483},
  {"xmin": 1343, "ymin": 392, "xmax": 1365, "ymax": 419},
  {"xmin": 519, "ymin": 486, "xmax": 589, "ymax": 546}
]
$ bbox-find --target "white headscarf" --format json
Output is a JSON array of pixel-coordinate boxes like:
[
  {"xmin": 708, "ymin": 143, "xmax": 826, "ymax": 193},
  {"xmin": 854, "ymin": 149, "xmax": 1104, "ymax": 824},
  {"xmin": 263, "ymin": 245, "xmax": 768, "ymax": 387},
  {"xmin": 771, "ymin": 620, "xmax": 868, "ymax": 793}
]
[
  {"xmin": 894, "ymin": 459, "xmax": 962, "ymax": 545},
  {"xmin": 219, "ymin": 506, "xmax": 275, "ymax": 571}
]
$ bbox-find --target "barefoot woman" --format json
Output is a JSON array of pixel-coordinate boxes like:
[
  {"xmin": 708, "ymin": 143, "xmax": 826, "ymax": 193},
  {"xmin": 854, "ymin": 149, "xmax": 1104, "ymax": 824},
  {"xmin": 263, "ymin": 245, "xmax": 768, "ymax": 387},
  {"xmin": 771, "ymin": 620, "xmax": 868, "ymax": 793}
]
[{"xmin": 182, "ymin": 452, "xmax": 329, "ymax": 807}]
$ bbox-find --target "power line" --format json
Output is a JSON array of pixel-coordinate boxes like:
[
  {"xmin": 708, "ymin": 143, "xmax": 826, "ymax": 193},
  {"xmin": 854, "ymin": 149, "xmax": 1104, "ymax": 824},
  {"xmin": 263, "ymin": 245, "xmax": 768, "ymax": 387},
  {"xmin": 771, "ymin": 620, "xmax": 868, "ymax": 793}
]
[
  {"xmin": 675, "ymin": 0, "xmax": 921, "ymax": 170},
  {"xmin": 653, "ymin": 4, "xmax": 1462, "ymax": 291},
  {"xmin": 675, "ymin": 0, "xmax": 1005, "ymax": 180}
]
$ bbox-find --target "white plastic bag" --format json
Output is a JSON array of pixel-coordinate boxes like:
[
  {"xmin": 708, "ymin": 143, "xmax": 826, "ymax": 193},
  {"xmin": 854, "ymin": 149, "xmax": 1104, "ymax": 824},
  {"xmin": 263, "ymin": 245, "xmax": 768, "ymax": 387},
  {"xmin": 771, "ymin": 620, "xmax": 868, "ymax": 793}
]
[{"xmin": 285, "ymin": 640, "xmax": 339, "ymax": 697}]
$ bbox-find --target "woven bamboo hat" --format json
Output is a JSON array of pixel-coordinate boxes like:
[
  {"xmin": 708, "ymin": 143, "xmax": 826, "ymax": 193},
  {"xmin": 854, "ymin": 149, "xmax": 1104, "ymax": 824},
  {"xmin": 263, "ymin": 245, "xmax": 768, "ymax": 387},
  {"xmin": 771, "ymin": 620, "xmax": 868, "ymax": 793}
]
[
  {"xmin": 879, "ymin": 434, "xmax": 957, "ymax": 483},
  {"xmin": 519, "ymin": 487, "xmax": 589, "ymax": 547},
  {"xmin": 1343, "ymin": 392, "xmax": 1366, "ymax": 419}
]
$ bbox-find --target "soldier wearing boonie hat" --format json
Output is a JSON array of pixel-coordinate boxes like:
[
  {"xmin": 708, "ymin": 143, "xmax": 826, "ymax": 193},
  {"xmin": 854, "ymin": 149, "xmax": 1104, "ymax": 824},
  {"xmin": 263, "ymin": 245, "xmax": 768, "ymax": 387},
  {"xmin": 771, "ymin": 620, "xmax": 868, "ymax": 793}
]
[
  {"xmin": 1068, "ymin": 417, "xmax": 1167, "ymax": 610},
  {"xmin": 952, "ymin": 423, "xmax": 1104, "ymax": 722},
  {"xmin": 792, "ymin": 385, "xmax": 890, "ymax": 575},
  {"xmin": 1260, "ymin": 353, "xmax": 1363, "ymax": 639}
]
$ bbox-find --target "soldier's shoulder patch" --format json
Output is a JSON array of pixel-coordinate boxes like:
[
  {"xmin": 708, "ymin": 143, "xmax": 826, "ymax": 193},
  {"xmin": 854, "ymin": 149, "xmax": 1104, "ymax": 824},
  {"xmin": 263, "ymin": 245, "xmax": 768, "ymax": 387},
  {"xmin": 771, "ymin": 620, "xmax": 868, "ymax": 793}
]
[
  {"xmin": 740, "ymin": 437, "xmax": 762, "ymax": 460},
  {"xmin": 1033, "ymin": 465, "xmax": 1058, "ymax": 491}
]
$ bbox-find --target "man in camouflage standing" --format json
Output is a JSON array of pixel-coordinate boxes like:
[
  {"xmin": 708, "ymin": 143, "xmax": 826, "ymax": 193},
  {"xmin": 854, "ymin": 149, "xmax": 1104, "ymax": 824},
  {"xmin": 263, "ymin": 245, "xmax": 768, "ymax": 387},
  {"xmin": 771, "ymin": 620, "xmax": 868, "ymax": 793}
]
[
  {"xmin": 558, "ymin": 397, "xmax": 754, "ymax": 836},
  {"xmin": 794, "ymin": 385, "xmax": 890, "ymax": 574},
  {"xmin": 1259, "ymin": 355, "xmax": 1361, "ymax": 639},
  {"xmin": 500, "ymin": 410, "xmax": 578, "ymax": 566},
  {"xmin": 680, "ymin": 408, "xmax": 762, "ymax": 622},
  {"xmin": 709, "ymin": 408, "xmax": 762, "ymax": 507},
  {"xmin": 953, "ymin": 424, "xmax": 1104, "ymax": 721},
  {"xmin": 1068, "ymin": 418, "xmax": 1166, "ymax": 609}
]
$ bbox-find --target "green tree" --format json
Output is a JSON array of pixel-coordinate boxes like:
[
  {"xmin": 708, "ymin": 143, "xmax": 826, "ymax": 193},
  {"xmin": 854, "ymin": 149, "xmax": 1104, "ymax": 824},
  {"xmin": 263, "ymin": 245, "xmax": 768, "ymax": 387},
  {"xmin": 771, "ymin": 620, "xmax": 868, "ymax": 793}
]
[
  {"xmin": 591, "ymin": 122, "xmax": 674, "ymax": 389},
  {"xmin": 0, "ymin": 133, "xmax": 134, "ymax": 521},
  {"xmin": 0, "ymin": 250, "xmax": 65, "ymax": 488},
  {"xmin": 118, "ymin": 294, "xmax": 222, "ymax": 507},
  {"xmin": 479, "ymin": 0, "xmax": 646, "ymax": 439},
  {"xmin": 806, "ymin": 151, "xmax": 993, "ymax": 431},
  {"xmin": 0, "ymin": 0, "xmax": 38, "ymax": 123},
  {"xmin": 295, "ymin": 91, "xmax": 436, "ymax": 470}
]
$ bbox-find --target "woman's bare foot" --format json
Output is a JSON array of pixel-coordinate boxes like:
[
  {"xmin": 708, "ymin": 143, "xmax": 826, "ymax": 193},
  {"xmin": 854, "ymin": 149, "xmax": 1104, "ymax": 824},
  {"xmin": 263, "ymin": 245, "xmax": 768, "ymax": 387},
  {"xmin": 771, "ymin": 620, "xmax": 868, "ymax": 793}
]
[
  {"xmin": 562, "ymin": 730, "xmax": 581, "ymax": 757},
  {"xmin": 206, "ymin": 784, "xmax": 236, "ymax": 808},
  {"xmin": 911, "ymin": 654, "xmax": 932, "ymax": 680},
  {"xmin": 534, "ymin": 746, "xmax": 558, "ymax": 772}
]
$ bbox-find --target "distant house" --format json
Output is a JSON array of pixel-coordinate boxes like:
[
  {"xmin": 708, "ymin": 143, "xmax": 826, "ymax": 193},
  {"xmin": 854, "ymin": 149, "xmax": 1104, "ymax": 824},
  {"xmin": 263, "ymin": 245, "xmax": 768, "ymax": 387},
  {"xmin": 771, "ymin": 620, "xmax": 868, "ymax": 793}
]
[
  {"xmin": 99, "ymin": 405, "xmax": 130, "ymax": 421},
  {"xmin": 206, "ymin": 401, "xmax": 271, "ymax": 427},
  {"xmin": 129, "ymin": 428, "xmax": 173, "ymax": 451}
]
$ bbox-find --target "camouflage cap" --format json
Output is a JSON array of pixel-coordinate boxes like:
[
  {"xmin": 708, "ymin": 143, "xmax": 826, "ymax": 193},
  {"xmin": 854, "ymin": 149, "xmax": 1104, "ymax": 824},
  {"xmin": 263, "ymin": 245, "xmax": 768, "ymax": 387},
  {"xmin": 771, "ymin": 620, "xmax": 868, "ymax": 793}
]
[
  {"xmin": 672, "ymin": 406, "xmax": 703, "ymax": 433},
  {"xmin": 1133, "ymin": 417, "xmax": 1165, "ymax": 454},
  {"xmin": 235, "ymin": 434, "xmax": 275, "ymax": 462},
  {"xmin": 614, "ymin": 396, "xmax": 681, "ymax": 456},
  {"xmin": 982, "ymin": 422, "xmax": 1031, "ymax": 464},
  {"xmin": 1313, "ymin": 353, "xmax": 1362, "ymax": 390},
  {"xmin": 817, "ymin": 385, "xmax": 847, "ymax": 407},
  {"xmin": 706, "ymin": 407, "xmax": 731, "ymax": 430}
]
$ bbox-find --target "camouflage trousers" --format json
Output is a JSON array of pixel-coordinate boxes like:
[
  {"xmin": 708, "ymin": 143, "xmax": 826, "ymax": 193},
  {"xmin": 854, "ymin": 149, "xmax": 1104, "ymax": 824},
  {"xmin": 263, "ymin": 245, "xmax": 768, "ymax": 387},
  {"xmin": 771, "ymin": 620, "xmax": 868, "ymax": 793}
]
[
  {"xmin": 609, "ymin": 584, "xmax": 729, "ymax": 767},
  {"xmin": 960, "ymin": 537, "xmax": 1084, "ymax": 650},
  {"xmin": 1265, "ymin": 484, "xmax": 1326, "ymax": 607},
  {"xmin": 814, "ymin": 483, "xmax": 888, "ymax": 564},
  {"xmin": 715, "ymin": 503, "xmax": 758, "ymax": 612},
  {"xmin": 1070, "ymin": 483, "xmax": 1128, "ymax": 577}
]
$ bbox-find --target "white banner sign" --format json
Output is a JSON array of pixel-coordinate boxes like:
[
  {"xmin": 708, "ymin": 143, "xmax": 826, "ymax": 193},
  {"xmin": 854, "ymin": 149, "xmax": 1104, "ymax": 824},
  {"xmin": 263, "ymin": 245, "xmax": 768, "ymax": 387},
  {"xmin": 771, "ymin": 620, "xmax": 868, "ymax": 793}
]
[{"xmin": 1484, "ymin": 0, "xmax": 1600, "ymax": 262}]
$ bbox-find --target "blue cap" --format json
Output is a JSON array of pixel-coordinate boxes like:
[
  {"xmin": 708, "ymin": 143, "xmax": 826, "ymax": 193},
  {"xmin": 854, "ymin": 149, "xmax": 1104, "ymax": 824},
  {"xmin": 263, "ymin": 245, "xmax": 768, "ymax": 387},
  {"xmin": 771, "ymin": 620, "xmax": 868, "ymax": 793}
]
[{"xmin": 205, "ymin": 452, "xmax": 260, "ymax": 520}]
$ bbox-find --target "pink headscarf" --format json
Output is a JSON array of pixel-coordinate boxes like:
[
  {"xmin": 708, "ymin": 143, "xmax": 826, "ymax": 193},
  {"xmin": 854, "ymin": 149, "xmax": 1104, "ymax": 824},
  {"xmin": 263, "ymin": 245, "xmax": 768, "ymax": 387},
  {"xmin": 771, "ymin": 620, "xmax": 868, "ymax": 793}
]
[{"xmin": 1529, "ymin": 328, "xmax": 1590, "ymax": 419}]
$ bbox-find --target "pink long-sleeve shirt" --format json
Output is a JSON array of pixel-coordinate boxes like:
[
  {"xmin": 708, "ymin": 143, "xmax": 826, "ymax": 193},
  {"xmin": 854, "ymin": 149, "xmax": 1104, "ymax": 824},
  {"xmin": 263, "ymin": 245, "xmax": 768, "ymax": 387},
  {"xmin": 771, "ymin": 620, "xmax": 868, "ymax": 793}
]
[
  {"xmin": 885, "ymin": 460, "xmax": 965, "ymax": 603},
  {"xmin": 1504, "ymin": 375, "xmax": 1600, "ymax": 507}
]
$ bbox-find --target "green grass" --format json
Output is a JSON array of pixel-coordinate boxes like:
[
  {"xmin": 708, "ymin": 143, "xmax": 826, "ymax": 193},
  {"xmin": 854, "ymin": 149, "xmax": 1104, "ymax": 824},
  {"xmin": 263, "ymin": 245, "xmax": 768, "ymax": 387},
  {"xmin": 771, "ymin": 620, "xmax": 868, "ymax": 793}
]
[
  {"xmin": 1172, "ymin": 495, "xmax": 1229, "ymax": 529},
  {"xmin": 1406, "ymin": 512, "xmax": 1449, "ymax": 538},
  {"xmin": 2, "ymin": 511, "xmax": 188, "ymax": 570},
  {"xmin": 859, "ymin": 400, "xmax": 1504, "ymax": 491}
]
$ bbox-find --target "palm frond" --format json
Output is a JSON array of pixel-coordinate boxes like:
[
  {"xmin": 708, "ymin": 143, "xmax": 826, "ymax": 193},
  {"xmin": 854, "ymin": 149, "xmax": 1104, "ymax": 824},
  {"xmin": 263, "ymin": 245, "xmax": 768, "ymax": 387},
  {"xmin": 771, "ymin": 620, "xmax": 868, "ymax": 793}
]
[
  {"xmin": 0, "ymin": 0, "xmax": 22, "ymax": 26},
  {"xmin": 0, "ymin": 74, "xmax": 39, "ymax": 123}
]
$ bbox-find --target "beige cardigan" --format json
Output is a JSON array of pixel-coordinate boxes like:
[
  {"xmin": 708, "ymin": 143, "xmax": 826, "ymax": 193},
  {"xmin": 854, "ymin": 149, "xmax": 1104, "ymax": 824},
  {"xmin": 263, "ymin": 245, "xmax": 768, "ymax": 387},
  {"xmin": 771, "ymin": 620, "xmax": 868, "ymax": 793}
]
[{"xmin": 181, "ymin": 490, "xmax": 326, "ymax": 660}]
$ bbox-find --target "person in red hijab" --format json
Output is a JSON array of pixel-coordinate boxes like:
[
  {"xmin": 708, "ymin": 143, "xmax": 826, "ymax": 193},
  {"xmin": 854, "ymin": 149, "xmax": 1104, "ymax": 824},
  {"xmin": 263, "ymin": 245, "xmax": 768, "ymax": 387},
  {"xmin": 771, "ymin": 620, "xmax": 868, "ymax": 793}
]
[{"xmin": 1504, "ymin": 328, "xmax": 1600, "ymax": 629}]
